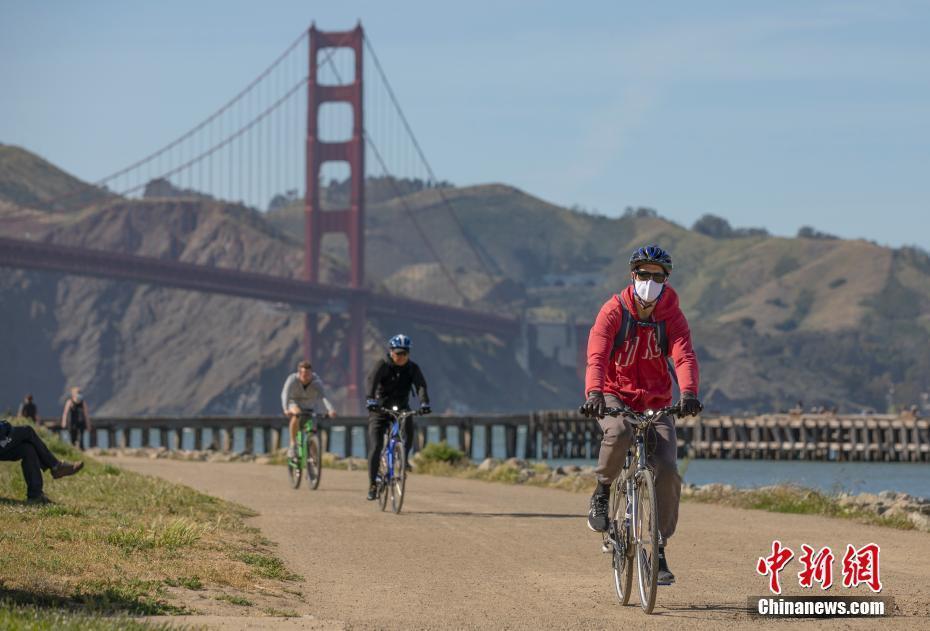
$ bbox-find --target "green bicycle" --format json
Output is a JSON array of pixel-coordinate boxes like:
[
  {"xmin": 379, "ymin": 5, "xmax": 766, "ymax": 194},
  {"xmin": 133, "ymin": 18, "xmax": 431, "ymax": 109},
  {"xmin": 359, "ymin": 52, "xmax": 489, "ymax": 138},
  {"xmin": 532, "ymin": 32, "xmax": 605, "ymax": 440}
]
[{"xmin": 287, "ymin": 411, "xmax": 322, "ymax": 490}]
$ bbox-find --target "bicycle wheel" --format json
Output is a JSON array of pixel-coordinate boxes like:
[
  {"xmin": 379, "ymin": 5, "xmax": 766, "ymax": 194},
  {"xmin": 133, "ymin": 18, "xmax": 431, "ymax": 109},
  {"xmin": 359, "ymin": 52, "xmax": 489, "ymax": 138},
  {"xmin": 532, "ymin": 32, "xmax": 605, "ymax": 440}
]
[
  {"xmin": 306, "ymin": 431, "xmax": 322, "ymax": 490},
  {"xmin": 287, "ymin": 433, "xmax": 302, "ymax": 489},
  {"xmin": 378, "ymin": 442, "xmax": 389, "ymax": 511},
  {"xmin": 634, "ymin": 469, "xmax": 660, "ymax": 614},
  {"xmin": 611, "ymin": 479, "xmax": 633, "ymax": 605},
  {"xmin": 390, "ymin": 441, "xmax": 406, "ymax": 514}
]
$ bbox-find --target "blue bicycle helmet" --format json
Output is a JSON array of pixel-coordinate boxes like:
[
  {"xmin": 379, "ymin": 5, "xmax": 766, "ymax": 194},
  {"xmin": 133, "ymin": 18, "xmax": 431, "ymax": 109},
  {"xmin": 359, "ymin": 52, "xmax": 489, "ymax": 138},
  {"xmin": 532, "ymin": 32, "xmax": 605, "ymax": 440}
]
[
  {"xmin": 389, "ymin": 334, "xmax": 412, "ymax": 350},
  {"xmin": 629, "ymin": 244, "xmax": 673, "ymax": 273}
]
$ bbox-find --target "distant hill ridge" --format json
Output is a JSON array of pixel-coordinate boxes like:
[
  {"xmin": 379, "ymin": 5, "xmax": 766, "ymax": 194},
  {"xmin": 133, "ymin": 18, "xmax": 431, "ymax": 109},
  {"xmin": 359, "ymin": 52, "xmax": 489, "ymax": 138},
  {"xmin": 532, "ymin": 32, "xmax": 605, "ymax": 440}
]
[{"xmin": 1, "ymin": 146, "xmax": 928, "ymax": 415}]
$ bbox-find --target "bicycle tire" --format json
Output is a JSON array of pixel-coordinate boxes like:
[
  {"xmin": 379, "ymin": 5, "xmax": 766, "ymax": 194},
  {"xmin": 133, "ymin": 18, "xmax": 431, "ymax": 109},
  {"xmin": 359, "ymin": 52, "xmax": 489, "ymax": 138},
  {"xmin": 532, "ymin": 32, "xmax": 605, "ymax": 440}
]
[
  {"xmin": 390, "ymin": 441, "xmax": 406, "ymax": 514},
  {"xmin": 378, "ymin": 441, "xmax": 389, "ymax": 511},
  {"xmin": 634, "ymin": 469, "xmax": 660, "ymax": 614},
  {"xmin": 306, "ymin": 431, "xmax": 322, "ymax": 490},
  {"xmin": 611, "ymin": 479, "xmax": 633, "ymax": 605},
  {"xmin": 287, "ymin": 433, "xmax": 302, "ymax": 490}
]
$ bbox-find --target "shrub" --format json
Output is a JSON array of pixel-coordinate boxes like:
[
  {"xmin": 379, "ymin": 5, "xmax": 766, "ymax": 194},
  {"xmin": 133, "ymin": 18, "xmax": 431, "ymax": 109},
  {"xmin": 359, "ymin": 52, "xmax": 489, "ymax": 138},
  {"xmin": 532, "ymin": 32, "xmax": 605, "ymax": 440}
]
[{"xmin": 416, "ymin": 441, "xmax": 465, "ymax": 465}]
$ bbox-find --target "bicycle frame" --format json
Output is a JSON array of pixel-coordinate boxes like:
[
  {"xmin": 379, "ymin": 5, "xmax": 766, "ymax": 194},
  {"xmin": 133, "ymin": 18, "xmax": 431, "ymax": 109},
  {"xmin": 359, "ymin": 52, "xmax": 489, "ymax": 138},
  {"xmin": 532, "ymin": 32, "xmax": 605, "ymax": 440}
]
[
  {"xmin": 379, "ymin": 407, "xmax": 415, "ymax": 483},
  {"xmin": 611, "ymin": 405, "xmax": 679, "ymax": 541},
  {"xmin": 296, "ymin": 412, "xmax": 316, "ymax": 469}
]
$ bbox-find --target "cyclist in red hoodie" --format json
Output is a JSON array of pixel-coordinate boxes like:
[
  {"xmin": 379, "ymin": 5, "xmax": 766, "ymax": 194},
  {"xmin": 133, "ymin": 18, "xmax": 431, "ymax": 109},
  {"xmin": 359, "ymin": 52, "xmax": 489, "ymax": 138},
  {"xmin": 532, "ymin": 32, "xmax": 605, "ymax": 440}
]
[{"xmin": 580, "ymin": 245, "xmax": 702, "ymax": 585}]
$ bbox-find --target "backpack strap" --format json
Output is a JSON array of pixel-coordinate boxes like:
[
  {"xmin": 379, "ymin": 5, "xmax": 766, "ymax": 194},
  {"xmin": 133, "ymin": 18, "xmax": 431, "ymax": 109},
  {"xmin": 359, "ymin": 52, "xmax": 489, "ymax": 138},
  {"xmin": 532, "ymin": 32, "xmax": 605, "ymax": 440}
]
[
  {"xmin": 611, "ymin": 298, "xmax": 636, "ymax": 359},
  {"xmin": 611, "ymin": 298, "xmax": 675, "ymax": 383},
  {"xmin": 655, "ymin": 320, "xmax": 668, "ymax": 356}
]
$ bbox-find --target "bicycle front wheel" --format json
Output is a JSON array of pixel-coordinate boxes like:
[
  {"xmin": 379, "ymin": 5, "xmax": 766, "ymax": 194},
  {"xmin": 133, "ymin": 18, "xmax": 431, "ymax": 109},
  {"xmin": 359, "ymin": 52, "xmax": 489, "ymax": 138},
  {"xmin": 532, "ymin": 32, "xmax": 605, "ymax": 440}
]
[
  {"xmin": 306, "ymin": 432, "xmax": 322, "ymax": 490},
  {"xmin": 634, "ymin": 469, "xmax": 659, "ymax": 614},
  {"xmin": 390, "ymin": 441, "xmax": 406, "ymax": 514},
  {"xmin": 611, "ymin": 479, "xmax": 633, "ymax": 605},
  {"xmin": 287, "ymin": 434, "xmax": 302, "ymax": 489},
  {"xmin": 378, "ymin": 444, "xmax": 389, "ymax": 511}
]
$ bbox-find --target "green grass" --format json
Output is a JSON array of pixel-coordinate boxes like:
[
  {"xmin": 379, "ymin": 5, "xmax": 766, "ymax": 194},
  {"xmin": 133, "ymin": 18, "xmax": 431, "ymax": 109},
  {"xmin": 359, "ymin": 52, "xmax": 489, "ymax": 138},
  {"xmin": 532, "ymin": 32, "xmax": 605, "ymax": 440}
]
[
  {"xmin": 236, "ymin": 552, "xmax": 300, "ymax": 581},
  {"xmin": 0, "ymin": 601, "xmax": 176, "ymax": 630},
  {"xmin": 682, "ymin": 484, "xmax": 918, "ymax": 531},
  {"xmin": 0, "ymin": 418, "xmax": 297, "ymax": 620},
  {"xmin": 215, "ymin": 594, "xmax": 253, "ymax": 607},
  {"xmin": 263, "ymin": 607, "xmax": 300, "ymax": 617},
  {"xmin": 162, "ymin": 576, "xmax": 203, "ymax": 590}
]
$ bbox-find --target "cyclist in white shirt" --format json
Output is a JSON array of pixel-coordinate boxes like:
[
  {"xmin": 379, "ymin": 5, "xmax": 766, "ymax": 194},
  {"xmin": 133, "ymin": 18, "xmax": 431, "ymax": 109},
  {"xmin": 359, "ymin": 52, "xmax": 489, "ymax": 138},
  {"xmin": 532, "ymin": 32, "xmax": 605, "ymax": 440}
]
[{"xmin": 281, "ymin": 360, "xmax": 336, "ymax": 459}]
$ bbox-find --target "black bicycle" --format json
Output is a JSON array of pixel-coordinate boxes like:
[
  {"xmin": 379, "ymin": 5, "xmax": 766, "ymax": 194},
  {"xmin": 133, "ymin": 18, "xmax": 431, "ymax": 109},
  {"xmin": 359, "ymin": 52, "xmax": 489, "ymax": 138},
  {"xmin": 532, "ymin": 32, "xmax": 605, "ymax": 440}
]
[
  {"xmin": 601, "ymin": 403, "xmax": 680, "ymax": 614},
  {"xmin": 287, "ymin": 411, "xmax": 322, "ymax": 490}
]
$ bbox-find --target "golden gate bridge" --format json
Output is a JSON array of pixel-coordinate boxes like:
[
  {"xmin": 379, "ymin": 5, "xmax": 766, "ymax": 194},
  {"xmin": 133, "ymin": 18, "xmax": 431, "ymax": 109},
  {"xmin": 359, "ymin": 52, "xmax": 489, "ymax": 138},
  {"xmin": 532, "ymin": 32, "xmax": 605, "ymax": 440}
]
[{"xmin": 0, "ymin": 22, "xmax": 585, "ymax": 412}]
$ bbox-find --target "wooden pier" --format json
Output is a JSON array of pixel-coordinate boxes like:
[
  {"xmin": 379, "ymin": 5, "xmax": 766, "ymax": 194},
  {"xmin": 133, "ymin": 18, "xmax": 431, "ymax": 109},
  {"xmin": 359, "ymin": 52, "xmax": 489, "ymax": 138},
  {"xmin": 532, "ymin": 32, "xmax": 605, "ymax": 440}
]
[
  {"xmin": 529, "ymin": 411, "xmax": 930, "ymax": 463},
  {"xmin": 80, "ymin": 411, "xmax": 930, "ymax": 463}
]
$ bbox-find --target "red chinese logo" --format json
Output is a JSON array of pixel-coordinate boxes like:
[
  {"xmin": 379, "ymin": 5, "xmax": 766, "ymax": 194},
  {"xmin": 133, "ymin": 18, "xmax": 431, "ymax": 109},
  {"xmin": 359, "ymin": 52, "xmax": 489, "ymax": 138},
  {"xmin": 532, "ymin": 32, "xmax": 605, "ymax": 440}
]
[
  {"xmin": 798, "ymin": 544, "xmax": 834, "ymax": 590},
  {"xmin": 756, "ymin": 540, "xmax": 794, "ymax": 595},
  {"xmin": 841, "ymin": 543, "xmax": 882, "ymax": 593},
  {"xmin": 757, "ymin": 541, "xmax": 883, "ymax": 594}
]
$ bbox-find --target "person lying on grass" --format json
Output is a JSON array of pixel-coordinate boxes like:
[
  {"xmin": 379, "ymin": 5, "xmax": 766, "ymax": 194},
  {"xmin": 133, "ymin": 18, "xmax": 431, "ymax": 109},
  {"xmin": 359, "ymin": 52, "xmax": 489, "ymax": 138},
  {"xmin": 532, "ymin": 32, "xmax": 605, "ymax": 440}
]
[{"xmin": 0, "ymin": 418, "xmax": 83, "ymax": 504}]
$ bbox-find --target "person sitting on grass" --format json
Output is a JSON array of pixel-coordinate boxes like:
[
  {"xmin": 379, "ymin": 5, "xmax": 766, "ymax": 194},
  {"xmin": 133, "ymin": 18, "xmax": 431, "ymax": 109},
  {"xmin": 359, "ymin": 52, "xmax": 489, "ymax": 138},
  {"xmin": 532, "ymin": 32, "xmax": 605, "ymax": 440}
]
[{"xmin": 0, "ymin": 418, "xmax": 84, "ymax": 504}]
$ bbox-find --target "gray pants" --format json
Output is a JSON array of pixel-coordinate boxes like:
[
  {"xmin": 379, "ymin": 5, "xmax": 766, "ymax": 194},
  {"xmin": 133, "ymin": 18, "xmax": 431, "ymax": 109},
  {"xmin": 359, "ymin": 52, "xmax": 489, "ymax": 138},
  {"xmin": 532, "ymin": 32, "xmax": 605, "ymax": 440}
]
[{"xmin": 595, "ymin": 394, "xmax": 681, "ymax": 540}]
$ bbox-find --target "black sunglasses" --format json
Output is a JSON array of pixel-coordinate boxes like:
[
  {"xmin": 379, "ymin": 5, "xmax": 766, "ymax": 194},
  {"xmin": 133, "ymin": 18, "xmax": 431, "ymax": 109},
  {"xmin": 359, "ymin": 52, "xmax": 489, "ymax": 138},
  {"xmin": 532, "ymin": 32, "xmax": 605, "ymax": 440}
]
[{"xmin": 633, "ymin": 269, "xmax": 668, "ymax": 283}]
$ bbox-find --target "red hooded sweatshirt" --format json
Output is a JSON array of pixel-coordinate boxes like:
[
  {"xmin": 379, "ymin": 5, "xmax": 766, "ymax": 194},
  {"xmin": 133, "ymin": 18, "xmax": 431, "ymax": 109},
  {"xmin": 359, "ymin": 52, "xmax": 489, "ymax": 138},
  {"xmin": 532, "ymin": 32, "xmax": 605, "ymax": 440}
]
[{"xmin": 584, "ymin": 285, "xmax": 699, "ymax": 412}]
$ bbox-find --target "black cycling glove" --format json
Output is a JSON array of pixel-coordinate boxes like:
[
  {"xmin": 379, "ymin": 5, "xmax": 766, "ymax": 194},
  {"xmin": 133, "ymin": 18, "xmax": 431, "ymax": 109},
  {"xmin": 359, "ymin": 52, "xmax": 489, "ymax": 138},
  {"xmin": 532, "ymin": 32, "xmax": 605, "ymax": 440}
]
[
  {"xmin": 580, "ymin": 391, "xmax": 607, "ymax": 418},
  {"xmin": 679, "ymin": 392, "xmax": 703, "ymax": 417},
  {"xmin": 419, "ymin": 404, "xmax": 431, "ymax": 416},
  {"xmin": 366, "ymin": 398, "xmax": 379, "ymax": 412}
]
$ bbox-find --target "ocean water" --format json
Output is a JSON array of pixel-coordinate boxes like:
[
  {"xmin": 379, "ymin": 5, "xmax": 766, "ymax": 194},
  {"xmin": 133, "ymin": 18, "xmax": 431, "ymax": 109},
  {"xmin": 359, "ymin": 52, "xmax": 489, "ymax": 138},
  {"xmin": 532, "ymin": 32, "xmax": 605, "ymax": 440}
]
[{"xmin": 81, "ymin": 424, "xmax": 928, "ymax": 499}]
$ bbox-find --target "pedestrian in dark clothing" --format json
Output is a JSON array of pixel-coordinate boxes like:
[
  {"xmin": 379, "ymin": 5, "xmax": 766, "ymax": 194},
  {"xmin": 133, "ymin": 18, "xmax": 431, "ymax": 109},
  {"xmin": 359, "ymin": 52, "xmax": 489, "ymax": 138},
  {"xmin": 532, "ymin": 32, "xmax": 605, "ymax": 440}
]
[
  {"xmin": 61, "ymin": 387, "xmax": 92, "ymax": 450},
  {"xmin": 0, "ymin": 419, "xmax": 83, "ymax": 503},
  {"xmin": 18, "ymin": 394, "xmax": 38, "ymax": 424}
]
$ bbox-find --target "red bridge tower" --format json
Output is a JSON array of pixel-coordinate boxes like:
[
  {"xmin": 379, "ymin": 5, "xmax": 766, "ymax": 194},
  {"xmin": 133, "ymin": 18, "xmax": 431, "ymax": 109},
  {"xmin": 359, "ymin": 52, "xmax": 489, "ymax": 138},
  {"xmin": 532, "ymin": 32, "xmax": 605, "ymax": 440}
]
[{"xmin": 304, "ymin": 23, "xmax": 365, "ymax": 412}]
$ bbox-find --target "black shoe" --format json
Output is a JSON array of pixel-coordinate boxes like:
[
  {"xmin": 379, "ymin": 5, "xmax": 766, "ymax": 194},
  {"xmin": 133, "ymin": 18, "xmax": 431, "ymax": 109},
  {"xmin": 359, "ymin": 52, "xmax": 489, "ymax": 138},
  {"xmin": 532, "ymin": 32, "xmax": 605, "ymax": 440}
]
[
  {"xmin": 587, "ymin": 491, "xmax": 610, "ymax": 532},
  {"xmin": 404, "ymin": 462, "xmax": 413, "ymax": 473},
  {"xmin": 657, "ymin": 547, "xmax": 675, "ymax": 585},
  {"xmin": 52, "ymin": 461, "xmax": 84, "ymax": 479},
  {"xmin": 26, "ymin": 494, "xmax": 52, "ymax": 505},
  {"xmin": 366, "ymin": 484, "xmax": 377, "ymax": 501}
]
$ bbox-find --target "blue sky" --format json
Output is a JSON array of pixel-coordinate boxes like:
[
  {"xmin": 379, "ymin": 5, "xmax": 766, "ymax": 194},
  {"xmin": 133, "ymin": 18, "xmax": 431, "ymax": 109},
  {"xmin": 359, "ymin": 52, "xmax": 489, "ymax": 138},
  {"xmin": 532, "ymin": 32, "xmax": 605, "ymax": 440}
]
[{"xmin": 2, "ymin": 1, "xmax": 928, "ymax": 248}]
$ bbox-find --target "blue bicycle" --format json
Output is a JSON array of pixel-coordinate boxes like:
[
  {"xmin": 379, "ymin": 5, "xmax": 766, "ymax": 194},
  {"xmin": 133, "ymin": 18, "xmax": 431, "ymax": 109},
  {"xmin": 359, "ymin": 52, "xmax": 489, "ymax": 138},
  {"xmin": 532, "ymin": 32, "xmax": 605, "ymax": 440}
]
[{"xmin": 375, "ymin": 406, "xmax": 417, "ymax": 514}]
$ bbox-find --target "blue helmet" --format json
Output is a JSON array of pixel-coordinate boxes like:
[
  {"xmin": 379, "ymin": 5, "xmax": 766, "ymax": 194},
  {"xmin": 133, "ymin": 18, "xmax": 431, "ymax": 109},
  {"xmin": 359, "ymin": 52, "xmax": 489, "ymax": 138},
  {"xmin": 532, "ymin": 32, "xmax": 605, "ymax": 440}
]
[
  {"xmin": 629, "ymin": 245, "xmax": 673, "ymax": 273},
  {"xmin": 389, "ymin": 334, "xmax": 411, "ymax": 350}
]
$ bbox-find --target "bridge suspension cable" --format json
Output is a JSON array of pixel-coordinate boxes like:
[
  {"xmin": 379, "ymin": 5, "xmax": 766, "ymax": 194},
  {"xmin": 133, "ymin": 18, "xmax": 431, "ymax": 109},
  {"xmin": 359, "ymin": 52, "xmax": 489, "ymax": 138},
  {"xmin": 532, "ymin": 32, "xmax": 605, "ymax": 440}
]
[
  {"xmin": 363, "ymin": 34, "xmax": 503, "ymax": 280},
  {"xmin": 317, "ymin": 51, "xmax": 473, "ymax": 306}
]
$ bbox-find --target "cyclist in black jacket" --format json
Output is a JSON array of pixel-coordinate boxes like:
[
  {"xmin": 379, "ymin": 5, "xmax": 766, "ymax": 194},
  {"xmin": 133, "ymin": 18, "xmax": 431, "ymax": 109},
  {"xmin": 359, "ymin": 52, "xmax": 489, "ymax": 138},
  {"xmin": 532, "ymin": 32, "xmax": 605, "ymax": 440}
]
[{"xmin": 364, "ymin": 334, "xmax": 431, "ymax": 500}]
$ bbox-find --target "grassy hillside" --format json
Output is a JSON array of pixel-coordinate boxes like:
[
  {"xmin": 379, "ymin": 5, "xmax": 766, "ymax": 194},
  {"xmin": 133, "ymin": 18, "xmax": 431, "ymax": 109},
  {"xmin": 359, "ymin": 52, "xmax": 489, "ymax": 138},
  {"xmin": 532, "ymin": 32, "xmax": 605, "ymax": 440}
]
[{"xmin": 0, "ymin": 144, "xmax": 108, "ymax": 212}]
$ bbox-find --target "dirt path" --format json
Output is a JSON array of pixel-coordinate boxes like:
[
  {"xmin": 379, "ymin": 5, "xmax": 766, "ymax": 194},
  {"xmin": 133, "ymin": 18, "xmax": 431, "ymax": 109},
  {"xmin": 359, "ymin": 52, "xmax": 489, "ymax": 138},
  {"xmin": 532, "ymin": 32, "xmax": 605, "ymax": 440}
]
[{"xmin": 106, "ymin": 456, "xmax": 930, "ymax": 630}]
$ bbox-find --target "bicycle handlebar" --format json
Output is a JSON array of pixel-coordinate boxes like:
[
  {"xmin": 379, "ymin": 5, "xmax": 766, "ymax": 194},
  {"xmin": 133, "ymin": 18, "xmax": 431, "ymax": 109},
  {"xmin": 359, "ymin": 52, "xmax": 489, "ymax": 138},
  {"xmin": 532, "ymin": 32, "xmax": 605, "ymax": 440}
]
[
  {"xmin": 378, "ymin": 407, "xmax": 419, "ymax": 420},
  {"xmin": 604, "ymin": 403, "xmax": 682, "ymax": 422}
]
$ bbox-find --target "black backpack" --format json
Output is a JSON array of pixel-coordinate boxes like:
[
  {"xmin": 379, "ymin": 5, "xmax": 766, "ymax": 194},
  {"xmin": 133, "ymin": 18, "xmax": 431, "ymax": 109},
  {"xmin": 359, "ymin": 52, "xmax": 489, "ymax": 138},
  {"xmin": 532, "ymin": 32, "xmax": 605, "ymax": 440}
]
[{"xmin": 610, "ymin": 299, "xmax": 678, "ymax": 384}]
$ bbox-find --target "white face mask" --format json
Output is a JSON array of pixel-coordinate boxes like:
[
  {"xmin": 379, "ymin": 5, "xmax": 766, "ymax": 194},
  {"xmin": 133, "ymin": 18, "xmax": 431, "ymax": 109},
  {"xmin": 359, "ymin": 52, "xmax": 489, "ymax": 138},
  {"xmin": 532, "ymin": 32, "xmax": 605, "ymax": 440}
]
[{"xmin": 634, "ymin": 279, "xmax": 664, "ymax": 303}]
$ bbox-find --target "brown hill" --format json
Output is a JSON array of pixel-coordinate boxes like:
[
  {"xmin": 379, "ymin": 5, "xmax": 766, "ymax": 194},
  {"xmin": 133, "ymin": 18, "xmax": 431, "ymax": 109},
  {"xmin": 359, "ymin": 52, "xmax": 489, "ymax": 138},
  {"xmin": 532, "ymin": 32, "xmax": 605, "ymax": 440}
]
[
  {"xmin": 269, "ymin": 181, "xmax": 930, "ymax": 413},
  {"xmin": 2, "ymin": 147, "xmax": 928, "ymax": 415}
]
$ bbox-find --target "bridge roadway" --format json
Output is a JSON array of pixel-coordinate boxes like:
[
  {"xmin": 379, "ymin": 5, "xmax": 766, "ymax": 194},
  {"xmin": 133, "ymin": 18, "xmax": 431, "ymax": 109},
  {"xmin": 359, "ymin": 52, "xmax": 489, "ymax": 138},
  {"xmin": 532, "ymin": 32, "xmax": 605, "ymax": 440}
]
[
  {"xmin": 0, "ymin": 236, "xmax": 520, "ymax": 336},
  {"xmin": 106, "ymin": 456, "xmax": 930, "ymax": 630}
]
